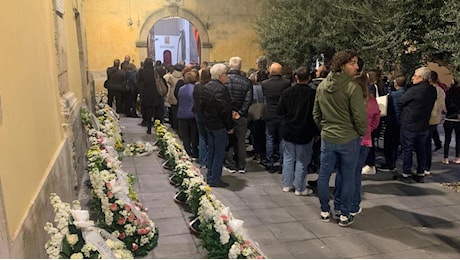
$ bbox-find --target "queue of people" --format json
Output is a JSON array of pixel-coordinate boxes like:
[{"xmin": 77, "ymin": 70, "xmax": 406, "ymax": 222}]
[{"xmin": 104, "ymin": 50, "xmax": 459, "ymax": 227}]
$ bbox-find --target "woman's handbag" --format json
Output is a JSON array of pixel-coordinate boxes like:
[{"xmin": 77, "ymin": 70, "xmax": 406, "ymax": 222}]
[
  {"xmin": 154, "ymin": 69, "xmax": 168, "ymax": 96},
  {"xmin": 376, "ymin": 94, "xmax": 388, "ymax": 117}
]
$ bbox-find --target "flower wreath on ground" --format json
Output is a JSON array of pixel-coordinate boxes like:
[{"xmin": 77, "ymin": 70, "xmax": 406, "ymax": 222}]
[
  {"xmin": 154, "ymin": 120, "xmax": 266, "ymax": 259},
  {"xmin": 44, "ymin": 193, "xmax": 133, "ymax": 259},
  {"xmin": 123, "ymin": 141, "xmax": 155, "ymax": 157},
  {"xmin": 198, "ymin": 193, "xmax": 265, "ymax": 259},
  {"xmin": 79, "ymin": 96, "xmax": 159, "ymax": 257},
  {"xmin": 86, "ymin": 130, "xmax": 158, "ymax": 256}
]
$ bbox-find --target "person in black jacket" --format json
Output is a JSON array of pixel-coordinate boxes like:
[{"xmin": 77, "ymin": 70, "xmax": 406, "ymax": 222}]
[
  {"xmin": 399, "ymin": 66, "xmax": 437, "ymax": 183},
  {"xmin": 442, "ymin": 78, "xmax": 460, "ymax": 164},
  {"xmin": 262, "ymin": 62, "xmax": 291, "ymax": 173},
  {"xmin": 202, "ymin": 63, "xmax": 233, "ymax": 187},
  {"xmin": 138, "ymin": 58, "xmax": 164, "ymax": 134},
  {"xmin": 277, "ymin": 66, "xmax": 319, "ymax": 195},
  {"xmin": 223, "ymin": 57, "xmax": 253, "ymax": 174}
]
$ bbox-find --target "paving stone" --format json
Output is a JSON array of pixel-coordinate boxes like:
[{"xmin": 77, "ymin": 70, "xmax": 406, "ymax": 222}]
[
  {"xmin": 230, "ymin": 209, "xmax": 264, "ymax": 227},
  {"xmin": 242, "ymin": 195, "xmax": 279, "ymax": 209},
  {"xmin": 284, "ymin": 239, "xmax": 341, "ymax": 258},
  {"xmin": 147, "ymin": 234, "xmax": 200, "ymax": 258},
  {"xmin": 284, "ymin": 205, "xmax": 323, "ymax": 221},
  {"xmin": 321, "ymin": 232, "xmax": 383, "ymax": 258},
  {"xmin": 154, "ymin": 217, "xmax": 190, "ymax": 236},
  {"xmin": 252, "ymin": 207, "xmax": 296, "ymax": 224},
  {"xmin": 242, "ymin": 225, "xmax": 280, "ymax": 246},
  {"xmin": 265, "ymin": 222, "xmax": 316, "ymax": 242}
]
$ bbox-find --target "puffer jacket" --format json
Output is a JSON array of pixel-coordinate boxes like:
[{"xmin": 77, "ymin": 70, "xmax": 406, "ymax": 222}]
[
  {"xmin": 202, "ymin": 80, "xmax": 233, "ymax": 131},
  {"xmin": 313, "ymin": 72, "xmax": 367, "ymax": 144},
  {"xmin": 225, "ymin": 70, "xmax": 253, "ymax": 117}
]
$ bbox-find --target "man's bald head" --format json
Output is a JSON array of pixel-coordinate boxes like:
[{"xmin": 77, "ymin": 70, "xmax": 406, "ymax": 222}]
[{"xmin": 269, "ymin": 62, "xmax": 283, "ymax": 76}]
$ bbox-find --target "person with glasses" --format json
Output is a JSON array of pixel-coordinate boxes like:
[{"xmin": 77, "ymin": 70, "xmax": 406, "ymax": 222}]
[
  {"xmin": 201, "ymin": 64, "xmax": 234, "ymax": 187},
  {"xmin": 397, "ymin": 67, "xmax": 437, "ymax": 183}
]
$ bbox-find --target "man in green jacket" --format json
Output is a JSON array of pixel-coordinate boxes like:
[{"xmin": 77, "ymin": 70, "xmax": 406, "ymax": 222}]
[{"xmin": 313, "ymin": 49, "xmax": 367, "ymax": 227}]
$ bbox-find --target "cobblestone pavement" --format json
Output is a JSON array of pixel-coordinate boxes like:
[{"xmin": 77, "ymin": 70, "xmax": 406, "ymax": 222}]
[{"xmin": 83, "ymin": 117, "xmax": 460, "ymax": 258}]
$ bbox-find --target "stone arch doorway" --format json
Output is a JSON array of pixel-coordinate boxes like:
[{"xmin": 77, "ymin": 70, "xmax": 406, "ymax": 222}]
[{"xmin": 138, "ymin": 7, "xmax": 211, "ymax": 65}]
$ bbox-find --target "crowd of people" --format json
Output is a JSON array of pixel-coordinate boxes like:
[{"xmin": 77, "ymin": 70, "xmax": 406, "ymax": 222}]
[{"xmin": 104, "ymin": 50, "xmax": 460, "ymax": 227}]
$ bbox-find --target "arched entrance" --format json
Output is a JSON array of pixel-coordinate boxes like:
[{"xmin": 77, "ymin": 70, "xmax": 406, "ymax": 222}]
[
  {"xmin": 149, "ymin": 17, "xmax": 201, "ymax": 66},
  {"xmin": 138, "ymin": 7, "xmax": 211, "ymax": 65}
]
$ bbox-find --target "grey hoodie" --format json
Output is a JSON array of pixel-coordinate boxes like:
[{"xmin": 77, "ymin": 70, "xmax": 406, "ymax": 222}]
[{"xmin": 313, "ymin": 72, "xmax": 367, "ymax": 144}]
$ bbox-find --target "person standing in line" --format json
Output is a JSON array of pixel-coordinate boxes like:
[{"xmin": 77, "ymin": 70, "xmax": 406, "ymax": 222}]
[
  {"xmin": 202, "ymin": 64, "xmax": 233, "ymax": 188},
  {"xmin": 193, "ymin": 68, "xmax": 212, "ymax": 168},
  {"xmin": 223, "ymin": 57, "xmax": 253, "ymax": 174},
  {"xmin": 262, "ymin": 62, "xmax": 291, "ymax": 174},
  {"xmin": 379, "ymin": 75, "xmax": 407, "ymax": 172},
  {"xmin": 106, "ymin": 59, "xmax": 120, "ymax": 108},
  {"xmin": 138, "ymin": 58, "xmax": 163, "ymax": 134},
  {"xmin": 177, "ymin": 71, "xmax": 199, "ymax": 159},
  {"xmin": 333, "ymin": 73, "xmax": 380, "ymax": 219},
  {"xmin": 313, "ymin": 49, "xmax": 367, "ymax": 227},
  {"xmin": 361, "ymin": 70, "xmax": 382, "ymax": 175},
  {"xmin": 424, "ymin": 71, "xmax": 446, "ymax": 175},
  {"xmin": 124, "ymin": 63, "xmax": 139, "ymax": 118},
  {"xmin": 121, "ymin": 55, "xmax": 131, "ymax": 69},
  {"xmin": 398, "ymin": 67, "xmax": 437, "ymax": 183},
  {"xmin": 276, "ymin": 66, "xmax": 318, "ymax": 196},
  {"xmin": 248, "ymin": 56, "xmax": 270, "ymax": 164},
  {"xmin": 307, "ymin": 65, "xmax": 330, "ymax": 178},
  {"xmin": 429, "ymin": 71, "xmax": 445, "ymax": 152},
  {"xmin": 164, "ymin": 64, "xmax": 184, "ymax": 131},
  {"xmin": 442, "ymin": 78, "xmax": 460, "ymax": 164},
  {"xmin": 106, "ymin": 62, "xmax": 128, "ymax": 114}
]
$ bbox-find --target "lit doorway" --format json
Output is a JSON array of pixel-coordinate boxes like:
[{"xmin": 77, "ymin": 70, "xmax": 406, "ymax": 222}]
[{"xmin": 148, "ymin": 17, "xmax": 201, "ymax": 66}]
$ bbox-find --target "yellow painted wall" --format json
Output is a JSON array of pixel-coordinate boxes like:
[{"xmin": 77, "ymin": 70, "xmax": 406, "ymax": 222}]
[
  {"xmin": 84, "ymin": 0, "xmax": 264, "ymax": 92},
  {"xmin": 0, "ymin": 0, "xmax": 83, "ymax": 236}
]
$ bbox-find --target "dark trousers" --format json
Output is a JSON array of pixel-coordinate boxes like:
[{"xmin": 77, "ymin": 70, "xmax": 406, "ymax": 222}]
[
  {"xmin": 225, "ymin": 117, "xmax": 248, "ymax": 170},
  {"xmin": 108, "ymin": 89, "xmax": 123, "ymax": 113},
  {"xmin": 443, "ymin": 120, "xmax": 460, "ymax": 158},
  {"xmin": 432, "ymin": 124, "xmax": 442, "ymax": 148},
  {"xmin": 401, "ymin": 128, "xmax": 429, "ymax": 174},
  {"xmin": 365, "ymin": 128, "xmax": 380, "ymax": 166},
  {"xmin": 383, "ymin": 123, "xmax": 400, "ymax": 168},
  {"xmin": 248, "ymin": 119, "xmax": 266, "ymax": 156},
  {"xmin": 170, "ymin": 105, "xmax": 179, "ymax": 130},
  {"xmin": 178, "ymin": 118, "xmax": 199, "ymax": 158},
  {"xmin": 144, "ymin": 105, "xmax": 164, "ymax": 128},
  {"xmin": 424, "ymin": 125, "xmax": 437, "ymax": 170}
]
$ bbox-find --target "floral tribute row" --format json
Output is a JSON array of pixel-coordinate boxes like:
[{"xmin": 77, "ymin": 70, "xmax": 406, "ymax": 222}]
[
  {"xmin": 44, "ymin": 92, "xmax": 158, "ymax": 258},
  {"xmin": 154, "ymin": 120, "xmax": 266, "ymax": 259}
]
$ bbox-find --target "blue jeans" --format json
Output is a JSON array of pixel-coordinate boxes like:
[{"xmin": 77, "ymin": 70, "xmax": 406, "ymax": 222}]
[
  {"xmin": 400, "ymin": 128, "xmax": 429, "ymax": 174},
  {"xmin": 282, "ymin": 140, "xmax": 313, "ymax": 192},
  {"xmin": 195, "ymin": 113, "xmax": 208, "ymax": 166},
  {"xmin": 318, "ymin": 137, "xmax": 360, "ymax": 217},
  {"xmin": 206, "ymin": 128, "xmax": 228, "ymax": 184},
  {"xmin": 334, "ymin": 145, "xmax": 370, "ymax": 213},
  {"xmin": 265, "ymin": 119, "xmax": 284, "ymax": 166}
]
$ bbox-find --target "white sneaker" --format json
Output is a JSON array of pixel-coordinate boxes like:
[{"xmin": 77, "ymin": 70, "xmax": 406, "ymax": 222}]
[
  {"xmin": 350, "ymin": 207, "xmax": 362, "ymax": 216},
  {"xmin": 282, "ymin": 186, "xmax": 294, "ymax": 192},
  {"xmin": 442, "ymin": 158, "xmax": 449, "ymax": 165},
  {"xmin": 424, "ymin": 170, "xmax": 430, "ymax": 176},
  {"xmin": 362, "ymin": 165, "xmax": 376, "ymax": 175},
  {"xmin": 295, "ymin": 189, "xmax": 313, "ymax": 196}
]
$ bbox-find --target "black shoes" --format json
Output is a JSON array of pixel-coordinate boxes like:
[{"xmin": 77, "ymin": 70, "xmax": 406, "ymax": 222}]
[
  {"xmin": 146, "ymin": 127, "xmax": 152, "ymax": 134},
  {"xmin": 378, "ymin": 164, "xmax": 396, "ymax": 172},
  {"xmin": 208, "ymin": 181, "xmax": 230, "ymax": 188},
  {"xmin": 266, "ymin": 165, "xmax": 277, "ymax": 174}
]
